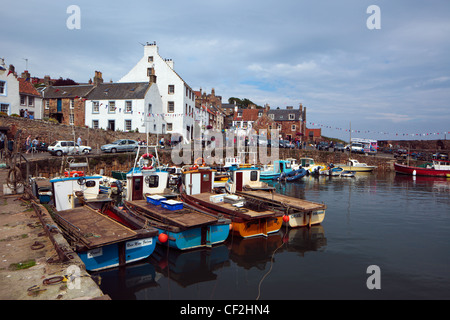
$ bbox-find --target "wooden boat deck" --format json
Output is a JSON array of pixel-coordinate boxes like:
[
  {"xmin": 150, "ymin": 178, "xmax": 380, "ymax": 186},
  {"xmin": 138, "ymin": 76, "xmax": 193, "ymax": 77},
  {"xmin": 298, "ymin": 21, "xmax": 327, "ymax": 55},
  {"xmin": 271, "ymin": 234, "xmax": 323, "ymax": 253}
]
[
  {"xmin": 187, "ymin": 193, "xmax": 278, "ymax": 220},
  {"xmin": 237, "ymin": 190, "xmax": 327, "ymax": 212},
  {"xmin": 126, "ymin": 199, "xmax": 219, "ymax": 229},
  {"xmin": 56, "ymin": 206, "xmax": 148, "ymax": 249}
]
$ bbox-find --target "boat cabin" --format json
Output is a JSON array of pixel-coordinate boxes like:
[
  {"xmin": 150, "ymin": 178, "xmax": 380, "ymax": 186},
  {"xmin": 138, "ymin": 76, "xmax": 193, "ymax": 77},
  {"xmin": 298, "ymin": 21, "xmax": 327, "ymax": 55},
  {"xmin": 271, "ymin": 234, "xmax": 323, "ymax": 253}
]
[
  {"xmin": 225, "ymin": 165, "xmax": 272, "ymax": 193},
  {"xmin": 126, "ymin": 168, "xmax": 171, "ymax": 201},
  {"xmin": 50, "ymin": 175, "xmax": 103, "ymax": 211},
  {"xmin": 300, "ymin": 157, "xmax": 316, "ymax": 168},
  {"xmin": 182, "ymin": 167, "xmax": 215, "ymax": 195}
]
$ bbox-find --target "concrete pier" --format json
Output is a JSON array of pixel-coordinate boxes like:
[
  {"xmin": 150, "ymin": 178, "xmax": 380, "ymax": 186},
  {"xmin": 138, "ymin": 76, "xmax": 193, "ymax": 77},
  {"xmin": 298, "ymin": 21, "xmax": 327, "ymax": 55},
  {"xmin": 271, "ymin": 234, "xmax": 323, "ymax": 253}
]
[{"xmin": 0, "ymin": 169, "xmax": 108, "ymax": 299}]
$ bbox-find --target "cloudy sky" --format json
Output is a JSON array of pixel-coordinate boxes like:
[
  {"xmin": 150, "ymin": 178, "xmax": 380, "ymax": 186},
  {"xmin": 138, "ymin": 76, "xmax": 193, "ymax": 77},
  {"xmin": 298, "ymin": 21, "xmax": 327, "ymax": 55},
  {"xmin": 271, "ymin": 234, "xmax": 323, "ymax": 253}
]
[{"xmin": 3, "ymin": 0, "xmax": 450, "ymax": 141}]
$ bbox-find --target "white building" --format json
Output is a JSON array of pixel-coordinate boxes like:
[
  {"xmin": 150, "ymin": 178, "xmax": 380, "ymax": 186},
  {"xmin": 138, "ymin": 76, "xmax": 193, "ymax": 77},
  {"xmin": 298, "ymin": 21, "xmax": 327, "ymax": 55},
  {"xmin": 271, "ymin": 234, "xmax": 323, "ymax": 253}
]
[
  {"xmin": 0, "ymin": 60, "xmax": 19, "ymax": 116},
  {"xmin": 0, "ymin": 60, "xmax": 43, "ymax": 119},
  {"xmin": 119, "ymin": 42, "xmax": 195, "ymax": 142},
  {"xmin": 84, "ymin": 81, "xmax": 164, "ymax": 134}
]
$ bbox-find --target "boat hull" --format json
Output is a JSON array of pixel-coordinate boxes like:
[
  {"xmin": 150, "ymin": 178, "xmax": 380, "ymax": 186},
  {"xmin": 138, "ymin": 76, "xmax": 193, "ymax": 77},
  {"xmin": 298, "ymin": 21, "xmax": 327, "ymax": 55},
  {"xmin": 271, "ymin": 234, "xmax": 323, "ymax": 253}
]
[
  {"xmin": 260, "ymin": 173, "xmax": 280, "ymax": 180},
  {"xmin": 155, "ymin": 224, "xmax": 230, "ymax": 250},
  {"xmin": 104, "ymin": 203, "xmax": 230, "ymax": 251},
  {"xmin": 339, "ymin": 165, "xmax": 375, "ymax": 172},
  {"xmin": 181, "ymin": 193, "xmax": 283, "ymax": 238},
  {"xmin": 230, "ymin": 217, "xmax": 283, "ymax": 238},
  {"xmin": 284, "ymin": 210, "xmax": 325, "ymax": 228},
  {"xmin": 78, "ymin": 237, "xmax": 156, "ymax": 272},
  {"xmin": 394, "ymin": 163, "xmax": 450, "ymax": 177}
]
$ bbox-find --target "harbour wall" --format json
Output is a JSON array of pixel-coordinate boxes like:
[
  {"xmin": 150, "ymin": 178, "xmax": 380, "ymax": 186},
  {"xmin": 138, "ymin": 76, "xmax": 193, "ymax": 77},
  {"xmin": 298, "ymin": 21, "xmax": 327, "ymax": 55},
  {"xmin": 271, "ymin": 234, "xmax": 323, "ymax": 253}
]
[{"xmin": 18, "ymin": 148, "xmax": 398, "ymax": 179}]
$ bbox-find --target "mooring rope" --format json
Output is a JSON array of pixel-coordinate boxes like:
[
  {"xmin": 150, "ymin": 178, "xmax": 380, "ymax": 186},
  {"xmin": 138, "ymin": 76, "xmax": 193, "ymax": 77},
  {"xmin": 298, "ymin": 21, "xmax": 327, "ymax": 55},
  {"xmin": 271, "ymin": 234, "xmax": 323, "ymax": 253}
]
[{"xmin": 255, "ymin": 237, "xmax": 286, "ymax": 300}]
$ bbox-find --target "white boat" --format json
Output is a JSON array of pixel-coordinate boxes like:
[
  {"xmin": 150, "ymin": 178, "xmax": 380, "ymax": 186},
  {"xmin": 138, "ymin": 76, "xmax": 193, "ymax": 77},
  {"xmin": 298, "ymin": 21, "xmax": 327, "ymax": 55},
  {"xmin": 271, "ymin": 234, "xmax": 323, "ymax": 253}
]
[
  {"xmin": 340, "ymin": 170, "xmax": 356, "ymax": 177},
  {"xmin": 338, "ymin": 159, "xmax": 377, "ymax": 172},
  {"xmin": 299, "ymin": 157, "xmax": 326, "ymax": 175}
]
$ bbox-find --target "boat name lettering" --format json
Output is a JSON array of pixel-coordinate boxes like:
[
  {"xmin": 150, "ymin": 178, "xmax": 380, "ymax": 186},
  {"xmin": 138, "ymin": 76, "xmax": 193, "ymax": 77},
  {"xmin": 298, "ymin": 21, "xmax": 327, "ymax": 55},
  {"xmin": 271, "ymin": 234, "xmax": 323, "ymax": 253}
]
[
  {"xmin": 126, "ymin": 238, "xmax": 153, "ymax": 250},
  {"xmin": 87, "ymin": 248, "xmax": 102, "ymax": 258}
]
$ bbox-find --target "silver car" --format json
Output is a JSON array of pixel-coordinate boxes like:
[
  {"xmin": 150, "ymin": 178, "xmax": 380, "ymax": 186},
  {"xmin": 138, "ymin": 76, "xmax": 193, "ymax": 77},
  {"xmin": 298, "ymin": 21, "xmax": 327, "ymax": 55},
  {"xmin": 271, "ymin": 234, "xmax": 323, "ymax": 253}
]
[{"xmin": 101, "ymin": 139, "xmax": 139, "ymax": 153}]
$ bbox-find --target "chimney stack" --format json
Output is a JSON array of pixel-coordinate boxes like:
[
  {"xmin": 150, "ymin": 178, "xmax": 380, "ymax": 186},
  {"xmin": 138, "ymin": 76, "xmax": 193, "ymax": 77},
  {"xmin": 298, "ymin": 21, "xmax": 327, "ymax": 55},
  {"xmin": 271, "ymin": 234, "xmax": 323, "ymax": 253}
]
[{"xmin": 93, "ymin": 71, "xmax": 103, "ymax": 86}]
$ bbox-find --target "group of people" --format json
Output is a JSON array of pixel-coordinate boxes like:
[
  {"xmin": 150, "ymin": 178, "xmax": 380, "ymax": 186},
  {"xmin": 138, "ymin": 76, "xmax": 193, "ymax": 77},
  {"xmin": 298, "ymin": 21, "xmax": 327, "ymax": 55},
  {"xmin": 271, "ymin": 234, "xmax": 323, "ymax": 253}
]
[{"xmin": 24, "ymin": 135, "xmax": 43, "ymax": 153}]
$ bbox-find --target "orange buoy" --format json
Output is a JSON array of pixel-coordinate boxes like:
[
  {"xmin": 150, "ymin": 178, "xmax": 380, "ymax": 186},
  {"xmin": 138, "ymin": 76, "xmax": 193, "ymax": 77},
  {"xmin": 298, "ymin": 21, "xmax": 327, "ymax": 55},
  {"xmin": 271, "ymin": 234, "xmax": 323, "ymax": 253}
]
[
  {"xmin": 282, "ymin": 215, "xmax": 290, "ymax": 222},
  {"xmin": 158, "ymin": 233, "xmax": 168, "ymax": 243}
]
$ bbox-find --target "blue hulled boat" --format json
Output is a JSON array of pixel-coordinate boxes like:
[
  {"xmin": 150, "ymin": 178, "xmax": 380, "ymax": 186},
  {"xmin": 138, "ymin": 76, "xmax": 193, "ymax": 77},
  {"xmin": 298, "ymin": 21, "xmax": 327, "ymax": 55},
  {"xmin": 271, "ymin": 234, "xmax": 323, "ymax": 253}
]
[
  {"xmin": 260, "ymin": 160, "xmax": 294, "ymax": 180},
  {"xmin": 48, "ymin": 172, "xmax": 158, "ymax": 272},
  {"xmin": 112, "ymin": 151, "xmax": 231, "ymax": 251}
]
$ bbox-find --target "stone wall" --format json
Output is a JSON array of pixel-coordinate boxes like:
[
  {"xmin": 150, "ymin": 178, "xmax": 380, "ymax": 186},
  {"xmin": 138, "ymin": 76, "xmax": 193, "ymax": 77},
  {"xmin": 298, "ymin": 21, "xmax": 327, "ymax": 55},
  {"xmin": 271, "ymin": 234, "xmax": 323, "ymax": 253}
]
[{"xmin": 0, "ymin": 114, "xmax": 171, "ymax": 150}]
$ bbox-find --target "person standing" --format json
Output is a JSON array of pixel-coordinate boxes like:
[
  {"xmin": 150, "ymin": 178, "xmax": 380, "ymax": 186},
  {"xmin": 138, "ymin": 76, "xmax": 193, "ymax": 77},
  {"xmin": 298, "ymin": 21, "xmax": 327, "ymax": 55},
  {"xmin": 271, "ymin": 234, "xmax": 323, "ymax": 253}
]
[
  {"xmin": 77, "ymin": 136, "xmax": 82, "ymax": 146},
  {"xmin": 25, "ymin": 135, "xmax": 31, "ymax": 153}
]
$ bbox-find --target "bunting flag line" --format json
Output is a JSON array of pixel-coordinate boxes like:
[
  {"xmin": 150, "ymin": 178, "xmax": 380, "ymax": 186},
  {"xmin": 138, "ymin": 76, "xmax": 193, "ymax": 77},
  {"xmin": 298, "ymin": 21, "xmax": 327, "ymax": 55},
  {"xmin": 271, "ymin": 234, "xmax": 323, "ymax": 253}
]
[{"xmin": 307, "ymin": 121, "xmax": 450, "ymax": 138}]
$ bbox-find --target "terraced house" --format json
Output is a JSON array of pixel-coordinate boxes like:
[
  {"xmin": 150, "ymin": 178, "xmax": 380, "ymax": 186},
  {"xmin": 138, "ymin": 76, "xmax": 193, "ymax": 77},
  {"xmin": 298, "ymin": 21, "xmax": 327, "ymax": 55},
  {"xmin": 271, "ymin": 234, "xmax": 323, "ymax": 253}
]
[
  {"xmin": 118, "ymin": 42, "xmax": 196, "ymax": 142},
  {"xmin": 84, "ymin": 79, "xmax": 163, "ymax": 133}
]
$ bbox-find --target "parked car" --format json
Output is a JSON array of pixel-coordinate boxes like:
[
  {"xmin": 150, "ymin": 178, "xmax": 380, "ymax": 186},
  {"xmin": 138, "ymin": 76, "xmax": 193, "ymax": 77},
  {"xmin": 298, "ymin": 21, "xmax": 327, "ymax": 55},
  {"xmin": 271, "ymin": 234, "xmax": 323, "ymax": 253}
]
[
  {"xmin": 334, "ymin": 143, "xmax": 345, "ymax": 152},
  {"xmin": 283, "ymin": 140, "xmax": 295, "ymax": 149},
  {"xmin": 48, "ymin": 140, "xmax": 92, "ymax": 156},
  {"xmin": 101, "ymin": 139, "xmax": 139, "ymax": 153},
  {"xmin": 317, "ymin": 141, "xmax": 330, "ymax": 151},
  {"xmin": 346, "ymin": 143, "xmax": 364, "ymax": 154}
]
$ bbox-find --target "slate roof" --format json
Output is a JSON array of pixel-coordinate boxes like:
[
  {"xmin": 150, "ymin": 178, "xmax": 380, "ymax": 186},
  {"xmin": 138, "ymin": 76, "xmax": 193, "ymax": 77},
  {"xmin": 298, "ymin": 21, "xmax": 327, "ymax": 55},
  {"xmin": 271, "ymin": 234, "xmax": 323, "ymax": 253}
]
[
  {"xmin": 86, "ymin": 82, "xmax": 151, "ymax": 100},
  {"xmin": 267, "ymin": 109, "xmax": 301, "ymax": 121},
  {"xmin": 42, "ymin": 85, "xmax": 94, "ymax": 99}
]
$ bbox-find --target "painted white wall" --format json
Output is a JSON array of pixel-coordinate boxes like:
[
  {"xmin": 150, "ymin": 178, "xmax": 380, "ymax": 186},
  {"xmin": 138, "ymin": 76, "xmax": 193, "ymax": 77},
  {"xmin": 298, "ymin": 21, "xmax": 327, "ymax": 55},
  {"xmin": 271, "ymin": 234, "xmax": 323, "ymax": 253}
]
[
  {"xmin": 0, "ymin": 65, "xmax": 20, "ymax": 116},
  {"xmin": 85, "ymin": 83, "xmax": 164, "ymax": 133},
  {"xmin": 119, "ymin": 44, "xmax": 195, "ymax": 142}
]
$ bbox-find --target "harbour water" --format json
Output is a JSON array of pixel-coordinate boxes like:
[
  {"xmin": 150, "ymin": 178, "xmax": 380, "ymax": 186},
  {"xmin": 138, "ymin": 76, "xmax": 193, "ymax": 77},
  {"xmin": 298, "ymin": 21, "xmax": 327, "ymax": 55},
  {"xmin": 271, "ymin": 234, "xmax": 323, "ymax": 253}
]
[{"xmin": 95, "ymin": 172, "xmax": 450, "ymax": 300}]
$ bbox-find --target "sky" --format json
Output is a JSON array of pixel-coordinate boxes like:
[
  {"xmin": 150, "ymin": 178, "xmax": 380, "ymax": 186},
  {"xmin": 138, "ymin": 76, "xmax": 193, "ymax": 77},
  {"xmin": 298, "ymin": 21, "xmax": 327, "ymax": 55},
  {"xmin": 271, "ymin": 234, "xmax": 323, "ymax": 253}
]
[{"xmin": 3, "ymin": 0, "xmax": 450, "ymax": 141}]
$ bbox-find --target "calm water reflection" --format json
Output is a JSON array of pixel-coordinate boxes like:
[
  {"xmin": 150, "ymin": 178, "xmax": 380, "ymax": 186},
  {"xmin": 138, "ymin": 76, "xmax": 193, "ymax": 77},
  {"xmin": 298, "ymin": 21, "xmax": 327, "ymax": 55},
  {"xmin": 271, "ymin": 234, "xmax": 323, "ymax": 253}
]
[{"xmin": 95, "ymin": 172, "xmax": 450, "ymax": 300}]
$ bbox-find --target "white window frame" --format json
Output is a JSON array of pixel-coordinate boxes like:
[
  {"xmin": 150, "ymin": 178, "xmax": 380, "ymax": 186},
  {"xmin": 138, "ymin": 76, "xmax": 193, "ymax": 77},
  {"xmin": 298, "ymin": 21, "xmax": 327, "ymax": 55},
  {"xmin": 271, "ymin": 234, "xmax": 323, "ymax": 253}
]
[
  {"xmin": 168, "ymin": 101, "xmax": 174, "ymax": 113},
  {"xmin": 0, "ymin": 81, "xmax": 6, "ymax": 95},
  {"xmin": 125, "ymin": 100, "xmax": 132, "ymax": 113},
  {"xmin": 124, "ymin": 119, "xmax": 132, "ymax": 131},
  {"xmin": 1, "ymin": 103, "xmax": 9, "ymax": 114},
  {"xmin": 108, "ymin": 101, "xmax": 116, "ymax": 113},
  {"xmin": 92, "ymin": 120, "xmax": 99, "ymax": 129},
  {"xmin": 92, "ymin": 101, "xmax": 99, "ymax": 113}
]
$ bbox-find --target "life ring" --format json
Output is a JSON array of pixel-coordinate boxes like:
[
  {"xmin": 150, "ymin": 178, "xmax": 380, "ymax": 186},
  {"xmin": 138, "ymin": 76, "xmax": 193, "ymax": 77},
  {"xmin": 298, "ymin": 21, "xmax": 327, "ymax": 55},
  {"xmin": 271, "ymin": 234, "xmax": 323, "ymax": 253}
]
[
  {"xmin": 142, "ymin": 153, "xmax": 154, "ymax": 159},
  {"xmin": 139, "ymin": 154, "xmax": 156, "ymax": 170},
  {"xmin": 194, "ymin": 157, "xmax": 206, "ymax": 167},
  {"xmin": 189, "ymin": 165, "xmax": 199, "ymax": 171},
  {"xmin": 64, "ymin": 171, "xmax": 85, "ymax": 177}
]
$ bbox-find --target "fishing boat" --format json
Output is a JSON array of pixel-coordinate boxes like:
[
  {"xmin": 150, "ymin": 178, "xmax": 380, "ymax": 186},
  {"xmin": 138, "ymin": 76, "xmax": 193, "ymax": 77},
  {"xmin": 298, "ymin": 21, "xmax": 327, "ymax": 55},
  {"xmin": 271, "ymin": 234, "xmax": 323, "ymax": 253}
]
[
  {"xmin": 52, "ymin": 204, "xmax": 158, "ymax": 272},
  {"xmin": 338, "ymin": 159, "xmax": 377, "ymax": 172},
  {"xmin": 120, "ymin": 152, "xmax": 231, "ymax": 251},
  {"xmin": 228, "ymin": 165, "xmax": 326, "ymax": 228},
  {"xmin": 181, "ymin": 163, "xmax": 326, "ymax": 233},
  {"xmin": 181, "ymin": 164, "xmax": 283, "ymax": 238},
  {"xmin": 260, "ymin": 160, "xmax": 293, "ymax": 180},
  {"xmin": 48, "ymin": 169, "xmax": 158, "ymax": 271},
  {"xmin": 299, "ymin": 157, "xmax": 325, "ymax": 175},
  {"xmin": 235, "ymin": 190, "xmax": 327, "ymax": 228},
  {"xmin": 394, "ymin": 159, "xmax": 450, "ymax": 177}
]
